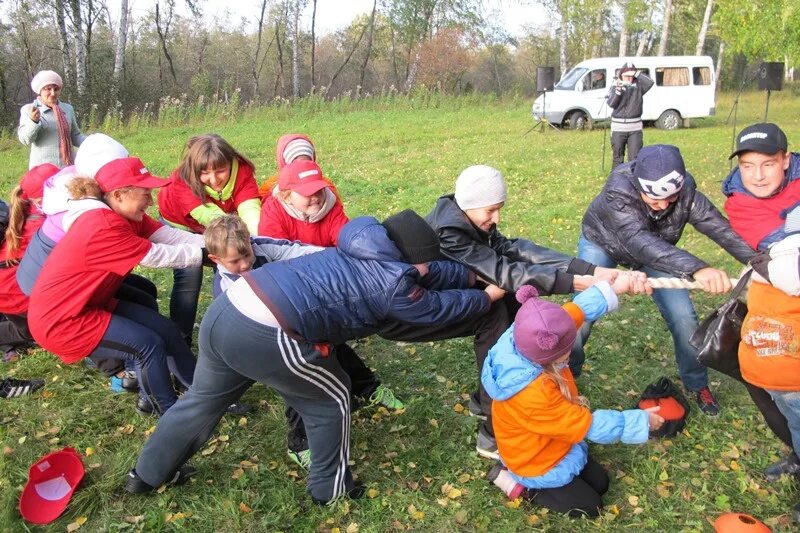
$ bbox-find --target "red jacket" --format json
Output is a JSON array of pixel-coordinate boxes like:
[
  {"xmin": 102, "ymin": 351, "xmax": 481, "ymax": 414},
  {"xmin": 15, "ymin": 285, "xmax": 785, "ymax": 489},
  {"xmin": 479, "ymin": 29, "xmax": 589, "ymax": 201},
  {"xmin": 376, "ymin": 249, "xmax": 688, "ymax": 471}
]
[
  {"xmin": 0, "ymin": 211, "xmax": 44, "ymax": 315},
  {"xmin": 258, "ymin": 194, "xmax": 349, "ymax": 247}
]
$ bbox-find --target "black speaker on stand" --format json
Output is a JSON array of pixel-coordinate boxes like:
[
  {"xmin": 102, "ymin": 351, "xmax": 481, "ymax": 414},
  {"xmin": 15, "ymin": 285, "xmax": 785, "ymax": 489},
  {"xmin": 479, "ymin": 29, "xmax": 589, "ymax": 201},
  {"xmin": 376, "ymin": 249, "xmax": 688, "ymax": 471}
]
[
  {"xmin": 759, "ymin": 62, "xmax": 784, "ymax": 121},
  {"xmin": 532, "ymin": 67, "xmax": 558, "ymax": 133}
]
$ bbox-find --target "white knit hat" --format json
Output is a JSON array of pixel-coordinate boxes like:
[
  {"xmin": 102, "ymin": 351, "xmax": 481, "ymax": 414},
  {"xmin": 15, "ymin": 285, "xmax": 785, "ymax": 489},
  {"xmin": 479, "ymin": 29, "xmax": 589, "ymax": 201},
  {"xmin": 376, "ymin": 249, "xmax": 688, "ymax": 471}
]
[
  {"xmin": 30, "ymin": 70, "xmax": 63, "ymax": 94},
  {"xmin": 75, "ymin": 134, "xmax": 129, "ymax": 178},
  {"xmin": 283, "ymin": 139, "xmax": 315, "ymax": 165},
  {"xmin": 454, "ymin": 165, "xmax": 507, "ymax": 210}
]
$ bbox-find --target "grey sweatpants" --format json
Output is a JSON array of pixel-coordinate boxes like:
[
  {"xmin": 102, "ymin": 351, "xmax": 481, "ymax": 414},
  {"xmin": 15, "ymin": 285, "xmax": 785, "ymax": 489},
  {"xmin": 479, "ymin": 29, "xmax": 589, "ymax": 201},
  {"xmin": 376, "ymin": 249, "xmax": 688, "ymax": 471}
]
[{"xmin": 133, "ymin": 293, "xmax": 354, "ymax": 503}]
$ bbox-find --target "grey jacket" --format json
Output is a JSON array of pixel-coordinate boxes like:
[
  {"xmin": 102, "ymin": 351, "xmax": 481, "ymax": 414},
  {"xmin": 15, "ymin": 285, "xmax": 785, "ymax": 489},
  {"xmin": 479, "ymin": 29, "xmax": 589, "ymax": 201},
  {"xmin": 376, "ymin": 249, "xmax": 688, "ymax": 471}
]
[
  {"xmin": 18, "ymin": 99, "xmax": 85, "ymax": 169},
  {"xmin": 582, "ymin": 163, "xmax": 754, "ymax": 277}
]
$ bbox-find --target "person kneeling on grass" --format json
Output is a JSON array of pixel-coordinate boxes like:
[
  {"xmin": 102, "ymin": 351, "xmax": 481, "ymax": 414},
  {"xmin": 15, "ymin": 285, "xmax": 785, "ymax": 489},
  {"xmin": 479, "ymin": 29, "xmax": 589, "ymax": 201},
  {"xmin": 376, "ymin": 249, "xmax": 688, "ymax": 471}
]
[
  {"xmin": 571, "ymin": 144, "xmax": 755, "ymax": 416},
  {"xmin": 483, "ymin": 276, "xmax": 664, "ymax": 518},
  {"xmin": 126, "ymin": 210, "xmax": 505, "ymax": 504}
]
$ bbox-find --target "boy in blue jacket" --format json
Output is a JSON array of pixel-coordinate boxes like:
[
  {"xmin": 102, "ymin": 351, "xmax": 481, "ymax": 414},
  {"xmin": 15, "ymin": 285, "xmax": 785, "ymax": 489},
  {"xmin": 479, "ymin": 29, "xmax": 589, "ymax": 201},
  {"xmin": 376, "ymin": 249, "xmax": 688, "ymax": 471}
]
[{"xmin": 127, "ymin": 210, "xmax": 505, "ymax": 505}]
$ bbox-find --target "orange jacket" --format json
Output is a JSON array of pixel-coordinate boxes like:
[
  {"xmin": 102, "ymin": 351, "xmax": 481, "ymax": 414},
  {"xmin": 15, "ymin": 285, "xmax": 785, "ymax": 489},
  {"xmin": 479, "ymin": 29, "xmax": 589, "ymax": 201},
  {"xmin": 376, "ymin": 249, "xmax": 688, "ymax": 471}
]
[{"xmin": 740, "ymin": 280, "xmax": 800, "ymax": 390}]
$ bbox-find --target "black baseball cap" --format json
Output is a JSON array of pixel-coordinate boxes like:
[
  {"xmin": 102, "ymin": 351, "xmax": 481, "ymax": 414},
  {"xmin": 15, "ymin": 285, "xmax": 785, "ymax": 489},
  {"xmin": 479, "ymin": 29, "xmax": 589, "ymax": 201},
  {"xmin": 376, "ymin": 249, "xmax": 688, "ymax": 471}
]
[{"xmin": 729, "ymin": 123, "xmax": 788, "ymax": 159}]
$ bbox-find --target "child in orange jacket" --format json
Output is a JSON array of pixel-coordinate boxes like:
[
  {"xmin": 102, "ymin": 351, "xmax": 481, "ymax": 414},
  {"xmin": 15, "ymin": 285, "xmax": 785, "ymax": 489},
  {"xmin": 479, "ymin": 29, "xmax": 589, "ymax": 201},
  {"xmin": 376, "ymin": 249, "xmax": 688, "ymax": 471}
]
[{"xmin": 482, "ymin": 277, "xmax": 663, "ymax": 518}]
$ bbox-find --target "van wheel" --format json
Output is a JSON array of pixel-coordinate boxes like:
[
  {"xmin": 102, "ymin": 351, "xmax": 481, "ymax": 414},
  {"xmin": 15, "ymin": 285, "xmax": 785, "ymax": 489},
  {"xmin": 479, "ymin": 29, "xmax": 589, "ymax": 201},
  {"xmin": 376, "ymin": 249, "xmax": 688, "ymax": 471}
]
[
  {"xmin": 569, "ymin": 111, "xmax": 589, "ymax": 130},
  {"xmin": 656, "ymin": 110, "xmax": 681, "ymax": 130}
]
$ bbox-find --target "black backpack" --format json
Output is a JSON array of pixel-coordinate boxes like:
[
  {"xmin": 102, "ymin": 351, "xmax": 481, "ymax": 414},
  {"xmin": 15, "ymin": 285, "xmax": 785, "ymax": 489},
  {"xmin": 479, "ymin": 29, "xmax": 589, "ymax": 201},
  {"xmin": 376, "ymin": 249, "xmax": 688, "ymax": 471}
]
[{"xmin": 636, "ymin": 377, "xmax": 690, "ymax": 438}]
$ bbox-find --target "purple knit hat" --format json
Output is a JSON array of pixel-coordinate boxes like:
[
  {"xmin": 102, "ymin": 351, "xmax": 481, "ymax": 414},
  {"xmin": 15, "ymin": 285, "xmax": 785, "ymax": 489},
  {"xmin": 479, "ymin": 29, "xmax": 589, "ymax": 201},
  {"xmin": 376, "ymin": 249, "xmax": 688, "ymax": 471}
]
[{"xmin": 512, "ymin": 286, "xmax": 577, "ymax": 365}]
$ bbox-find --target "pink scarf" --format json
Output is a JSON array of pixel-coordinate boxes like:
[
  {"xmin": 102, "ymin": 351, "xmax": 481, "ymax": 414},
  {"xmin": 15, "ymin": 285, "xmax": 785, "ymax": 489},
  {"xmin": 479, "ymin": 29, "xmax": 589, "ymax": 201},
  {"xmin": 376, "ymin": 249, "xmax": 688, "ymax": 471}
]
[{"xmin": 50, "ymin": 101, "xmax": 73, "ymax": 166}]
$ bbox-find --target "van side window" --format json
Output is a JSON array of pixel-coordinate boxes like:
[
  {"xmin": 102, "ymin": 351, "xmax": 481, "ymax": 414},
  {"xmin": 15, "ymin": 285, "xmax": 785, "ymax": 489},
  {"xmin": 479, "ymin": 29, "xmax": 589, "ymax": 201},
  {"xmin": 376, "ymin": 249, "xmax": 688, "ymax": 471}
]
[
  {"xmin": 656, "ymin": 67, "xmax": 689, "ymax": 86},
  {"xmin": 692, "ymin": 66, "xmax": 711, "ymax": 85},
  {"xmin": 583, "ymin": 69, "xmax": 606, "ymax": 90}
]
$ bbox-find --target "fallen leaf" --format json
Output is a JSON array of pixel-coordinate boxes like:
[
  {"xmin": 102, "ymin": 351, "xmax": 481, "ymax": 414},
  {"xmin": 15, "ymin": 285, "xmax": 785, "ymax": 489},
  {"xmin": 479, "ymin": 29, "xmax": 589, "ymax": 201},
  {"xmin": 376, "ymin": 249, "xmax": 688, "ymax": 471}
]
[
  {"xmin": 454, "ymin": 510, "xmax": 468, "ymax": 524},
  {"xmin": 453, "ymin": 403, "xmax": 465, "ymax": 413},
  {"xmin": 85, "ymin": 447, "xmax": 95, "ymax": 457},
  {"xmin": 367, "ymin": 488, "xmax": 379, "ymax": 498},
  {"xmin": 231, "ymin": 468, "xmax": 245, "ymax": 479},
  {"xmin": 457, "ymin": 473, "xmax": 471, "ymax": 483},
  {"xmin": 238, "ymin": 417, "xmax": 248, "ymax": 427},
  {"xmin": 526, "ymin": 514, "xmax": 540, "ymax": 525},
  {"xmin": 239, "ymin": 502, "xmax": 252, "ymax": 513},
  {"xmin": 156, "ymin": 484, "xmax": 167, "ymax": 494},
  {"xmin": 407, "ymin": 504, "xmax": 424, "ymax": 520},
  {"xmin": 66, "ymin": 516, "xmax": 87, "ymax": 532},
  {"xmin": 447, "ymin": 487, "xmax": 462, "ymax": 499},
  {"xmin": 429, "ymin": 418, "xmax": 438, "ymax": 428},
  {"xmin": 3, "ymin": 446, "xmax": 12, "ymax": 455},
  {"xmin": 505, "ymin": 497, "xmax": 522, "ymax": 509},
  {"xmin": 628, "ymin": 495, "xmax": 639, "ymax": 506},
  {"xmin": 345, "ymin": 523, "xmax": 359, "ymax": 533},
  {"xmin": 124, "ymin": 515, "xmax": 144, "ymax": 524},
  {"xmin": 17, "ymin": 436, "xmax": 26, "ymax": 444}
]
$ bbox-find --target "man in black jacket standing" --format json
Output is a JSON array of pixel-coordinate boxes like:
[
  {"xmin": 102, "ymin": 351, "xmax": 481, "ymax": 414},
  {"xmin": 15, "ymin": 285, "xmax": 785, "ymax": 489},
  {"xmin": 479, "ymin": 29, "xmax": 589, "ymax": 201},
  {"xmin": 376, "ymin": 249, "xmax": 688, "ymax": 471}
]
[
  {"xmin": 608, "ymin": 63, "xmax": 653, "ymax": 168},
  {"xmin": 571, "ymin": 145, "xmax": 755, "ymax": 415}
]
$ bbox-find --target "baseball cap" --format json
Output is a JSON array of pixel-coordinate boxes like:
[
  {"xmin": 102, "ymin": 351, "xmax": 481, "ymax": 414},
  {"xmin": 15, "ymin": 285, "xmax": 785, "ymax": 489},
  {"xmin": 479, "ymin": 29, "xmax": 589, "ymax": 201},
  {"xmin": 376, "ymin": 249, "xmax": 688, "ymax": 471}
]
[
  {"xmin": 19, "ymin": 447, "xmax": 85, "ymax": 524},
  {"xmin": 20, "ymin": 163, "xmax": 60, "ymax": 200},
  {"xmin": 94, "ymin": 157, "xmax": 168, "ymax": 193},
  {"xmin": 729, "ymin": 123, "xmax": 788, "ymax": 159},
  {"xmin": 278, "ymin": 159, "xmax": 328, "ymax": 196},
  {"xmin": 632, "ymin": 144, "xmax": 686, "ymax": 200}
]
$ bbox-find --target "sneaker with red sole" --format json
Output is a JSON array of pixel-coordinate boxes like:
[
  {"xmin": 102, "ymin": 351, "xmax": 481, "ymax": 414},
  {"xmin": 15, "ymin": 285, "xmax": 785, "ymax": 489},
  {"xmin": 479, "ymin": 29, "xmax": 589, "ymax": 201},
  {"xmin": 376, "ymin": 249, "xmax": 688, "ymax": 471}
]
[{"xmin": 695, "ymin": 386, "xmax": 720, "ymax": 416}]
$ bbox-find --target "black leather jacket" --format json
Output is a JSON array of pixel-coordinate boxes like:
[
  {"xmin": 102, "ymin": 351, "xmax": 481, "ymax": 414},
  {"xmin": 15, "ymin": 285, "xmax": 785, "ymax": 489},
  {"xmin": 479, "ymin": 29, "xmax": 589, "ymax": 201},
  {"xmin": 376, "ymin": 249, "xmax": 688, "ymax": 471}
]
[
  {"xmin": 606, "ymin": 73, "xmax": 654, "ymax": 119},
  {"xmin": 582, "ymin": 164, "xmax": 754, "ymax": 277},
  {"xmin": 425, "ymin": 195, "xmax": 595, "ymax": 294}
]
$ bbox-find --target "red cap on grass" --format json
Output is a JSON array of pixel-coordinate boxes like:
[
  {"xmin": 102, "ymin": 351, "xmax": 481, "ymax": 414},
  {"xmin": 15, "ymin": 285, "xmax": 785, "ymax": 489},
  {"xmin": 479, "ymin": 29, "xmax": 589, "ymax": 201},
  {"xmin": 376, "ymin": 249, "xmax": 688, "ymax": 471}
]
[
  {"xmin": 19, "ymin": 447, "xmax": 84, "ymax": 525},
  {"xmin": 95, "ymin": 157, "xmax": 168, "ymax": 193},
  {"xmin": 278, "ymin": 160, "xmax": 328, "ymax": 197}
]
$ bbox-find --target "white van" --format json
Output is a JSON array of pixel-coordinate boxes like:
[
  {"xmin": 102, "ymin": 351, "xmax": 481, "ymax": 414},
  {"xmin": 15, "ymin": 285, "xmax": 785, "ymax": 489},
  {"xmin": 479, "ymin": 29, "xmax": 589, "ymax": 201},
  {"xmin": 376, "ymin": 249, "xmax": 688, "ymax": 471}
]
[{"xmin": 531, "ymin": 56, "xmax": 716, "ymax": 130}]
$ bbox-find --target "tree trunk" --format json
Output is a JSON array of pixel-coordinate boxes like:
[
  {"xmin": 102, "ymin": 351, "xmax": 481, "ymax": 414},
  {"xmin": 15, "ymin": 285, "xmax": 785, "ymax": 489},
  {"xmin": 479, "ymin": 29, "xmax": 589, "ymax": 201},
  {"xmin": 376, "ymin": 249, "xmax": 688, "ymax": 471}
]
[
  {"xmin": 291, "ymin": 0, "xmax": 300, "ymax": 98},
  {"xmin": 635, "ymin": 4, "xmax": 655, "ymax": 56},
  {"xmin": 590, "ymin": 8, "xmax": 603, "ymax": 58},
  {"xmin": 155, "ymin": 1, "xmax": 178, "ymax": 84},
  {"xmin": 69, "ymin": 0, "xmax": 87, "ymax": 97},
  {"xmin": 113, "ymin": 0, "xmax": 129, "ymax": 94},
  {"xmin": 714, "ymin": 41, "xmax": 724, "ymax": 91},
  {"xmin": 618, "ymin": 0, "xmax": 629, "ymax": 56},
  {"xmin": 559, "ymin": 17, "xmax": 568, "ymax": 75},
  {"xmin": 251, "ymin": 0, "xmax": 268, "ymax": 99},
  {"xmin": 310, "ymin": 0, "xmax": 317, "ymax": 89},
  {"xmin": 657, "ymin": 0, "xmax": 672, "ymax": 56},
  {"xmin": 329, "ymin": 18, "xmax": 369, "ymax": 91},
  {"xmin": 695, "ymin": 0, "xmax": 713, "ymax": 55},
  {"xmin": 274, "ymin": 17, "xmax": 286, "ymax": 97},
  {"xmin": 358, "ymin": 0, "xmax": 377, "ymax": 91},
  {"xmin": 55, "ymin": 0, "xmax": 73, "ymax": 89}
]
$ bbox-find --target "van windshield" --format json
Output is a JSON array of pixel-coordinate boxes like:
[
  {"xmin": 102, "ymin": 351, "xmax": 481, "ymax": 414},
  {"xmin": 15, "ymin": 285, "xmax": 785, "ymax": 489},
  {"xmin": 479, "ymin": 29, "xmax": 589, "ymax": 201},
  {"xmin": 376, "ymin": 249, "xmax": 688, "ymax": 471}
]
[{"xmin": 555, "ymin": 67, "xmax": 588, "ymax": 90}]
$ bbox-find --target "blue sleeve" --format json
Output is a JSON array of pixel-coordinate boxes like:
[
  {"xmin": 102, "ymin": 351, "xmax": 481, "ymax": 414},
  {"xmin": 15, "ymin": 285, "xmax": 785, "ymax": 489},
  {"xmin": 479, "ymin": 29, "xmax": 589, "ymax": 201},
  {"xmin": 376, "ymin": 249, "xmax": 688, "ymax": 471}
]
[
  {"xmin": 212, "ymin": 272, "xmax": 222, "ymax": 298},
  {"xmin": 387, "ymin": 276, "xmax": 490, "ymax": 326},
  {"xmin": 571, "ymin": 282, "xmax": 618, "ymax": 322},
  {"xmin": 420, "ymin": 260, "xmax": 471, "ymax": 290},
  {"xmin": 586, "ymin": 409, "xmax": 650, "ymax": 444}
]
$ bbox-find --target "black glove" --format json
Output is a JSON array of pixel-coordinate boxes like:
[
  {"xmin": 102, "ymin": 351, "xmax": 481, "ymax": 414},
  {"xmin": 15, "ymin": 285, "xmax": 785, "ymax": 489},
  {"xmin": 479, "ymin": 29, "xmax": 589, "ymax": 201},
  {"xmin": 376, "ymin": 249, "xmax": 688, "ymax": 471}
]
[{"xmin": 750, "ymin": 251, "xmax": 771, "ymax": 282}]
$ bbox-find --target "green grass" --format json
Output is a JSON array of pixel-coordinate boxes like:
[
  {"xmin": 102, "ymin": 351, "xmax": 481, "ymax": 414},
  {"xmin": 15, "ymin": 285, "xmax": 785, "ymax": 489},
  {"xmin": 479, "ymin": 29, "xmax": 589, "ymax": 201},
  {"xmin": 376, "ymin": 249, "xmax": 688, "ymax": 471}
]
[{"xmin": 1, "ymin": 91, "xmax": 800, "ymax": 532}]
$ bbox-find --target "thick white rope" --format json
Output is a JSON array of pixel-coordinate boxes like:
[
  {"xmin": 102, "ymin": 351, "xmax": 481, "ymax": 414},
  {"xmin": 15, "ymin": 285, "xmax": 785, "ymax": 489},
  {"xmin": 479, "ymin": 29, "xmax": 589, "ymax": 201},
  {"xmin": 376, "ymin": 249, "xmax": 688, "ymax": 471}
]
[{"xmin": 576, "ymin": 275, "xmax": 739, "ymax": 290}]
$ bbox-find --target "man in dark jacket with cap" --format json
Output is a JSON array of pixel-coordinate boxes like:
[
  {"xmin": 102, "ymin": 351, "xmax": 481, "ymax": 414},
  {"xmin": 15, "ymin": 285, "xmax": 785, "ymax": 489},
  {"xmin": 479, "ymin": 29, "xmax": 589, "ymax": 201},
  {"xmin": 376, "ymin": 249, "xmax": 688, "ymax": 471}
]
[
  {"xmin": 573, "ymin": 144, "xmax": 755, "ymax": 416},
  {"xmin": 607, "ymin": 63, "xmax": 654, "ymax": 168}
]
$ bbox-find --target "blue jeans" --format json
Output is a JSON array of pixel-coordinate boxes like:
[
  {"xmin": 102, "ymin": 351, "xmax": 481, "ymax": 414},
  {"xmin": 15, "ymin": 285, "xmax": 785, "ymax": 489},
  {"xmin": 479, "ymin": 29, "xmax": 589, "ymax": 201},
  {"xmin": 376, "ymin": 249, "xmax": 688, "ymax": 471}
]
[
  {"xmin": 569, "ymin": 235, "xmax": 708, "ymax": 391},
  {"xmin": 766, "ymin": 389, "xmax": 800, "ymax": 457},
  {"xmin": 91, "ymin": 300, "xmax": 196, "ymax": 414}
]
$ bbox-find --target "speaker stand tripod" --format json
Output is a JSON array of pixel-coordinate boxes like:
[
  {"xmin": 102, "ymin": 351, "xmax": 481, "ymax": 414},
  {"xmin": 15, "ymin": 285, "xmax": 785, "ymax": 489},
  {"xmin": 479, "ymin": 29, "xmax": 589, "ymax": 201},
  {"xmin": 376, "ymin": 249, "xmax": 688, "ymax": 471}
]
[
  {"xmin": 764, "ymin": 89, "xmax": 772, "ymax": 121},
  {"xmin": 529, "ymin": 91, "xmax": 560, "ymax": 134}
]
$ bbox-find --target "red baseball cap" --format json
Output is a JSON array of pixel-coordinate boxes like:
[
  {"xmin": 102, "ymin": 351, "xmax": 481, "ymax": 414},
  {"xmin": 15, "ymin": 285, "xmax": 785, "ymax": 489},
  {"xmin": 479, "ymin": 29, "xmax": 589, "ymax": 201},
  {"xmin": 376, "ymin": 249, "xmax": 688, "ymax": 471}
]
[
  {"xmin": 20, "ymin": 163, "xmax": 59, "ymax": 200},
  {"xmin": 278, "ymin": 160, "xmax": 328, "ymax": 196},
  {"xmin": 94, "ymin": 157, "xmax": 168, "ymax": 193},
  {"xmin": 19, "ymin": 447, "xmax": 85, "ymax": 524}
]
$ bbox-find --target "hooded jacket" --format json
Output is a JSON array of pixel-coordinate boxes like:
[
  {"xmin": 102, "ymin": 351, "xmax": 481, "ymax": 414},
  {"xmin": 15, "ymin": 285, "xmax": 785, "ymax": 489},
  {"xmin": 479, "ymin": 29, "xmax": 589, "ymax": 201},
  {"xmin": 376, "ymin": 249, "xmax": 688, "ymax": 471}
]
[
  {"xmin": 582, "ymin": 163, "xmax": 754, "ymax": 277},
  {"xmin": 722, "ymin": 152, "xmax": 800, "ymax": 251},
  {"xmin": 606, "ymin": 73, "xmax": 653, "ymax": 121},
  {"xmin": 425, "ymin": 195, "xmax": 596, "ymax": 295},
  {"xmin": 242, "ymin": 216, "xmax": 490, "ymax": 345},
  {"xmin": 481, "ymin": 285, "xmax": 649, "ymax": 488}
]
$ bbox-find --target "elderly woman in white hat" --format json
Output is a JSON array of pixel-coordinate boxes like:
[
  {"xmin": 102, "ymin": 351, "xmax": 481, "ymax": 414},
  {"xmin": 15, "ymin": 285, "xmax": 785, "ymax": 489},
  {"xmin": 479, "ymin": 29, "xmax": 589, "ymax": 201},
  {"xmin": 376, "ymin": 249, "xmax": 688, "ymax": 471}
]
[{"xmin": 17, "ymin": 70, "xmax": 86, "ymax": 169}]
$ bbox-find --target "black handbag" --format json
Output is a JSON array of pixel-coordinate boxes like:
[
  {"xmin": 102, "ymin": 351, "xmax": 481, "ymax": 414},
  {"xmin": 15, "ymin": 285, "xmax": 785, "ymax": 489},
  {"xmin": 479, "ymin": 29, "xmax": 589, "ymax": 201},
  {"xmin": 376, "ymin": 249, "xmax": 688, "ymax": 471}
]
[{"xmin": 689, "ymin": 269, "xmax": 753, "ymax": 381}]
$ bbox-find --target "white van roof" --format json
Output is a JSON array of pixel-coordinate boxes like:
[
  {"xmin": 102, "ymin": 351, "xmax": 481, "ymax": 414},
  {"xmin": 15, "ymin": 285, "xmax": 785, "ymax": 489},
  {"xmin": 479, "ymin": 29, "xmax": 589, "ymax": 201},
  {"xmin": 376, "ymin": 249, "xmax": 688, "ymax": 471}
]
[{"xmin": 571, "ymin": 56, "xmax": 714, "ymax": 70}]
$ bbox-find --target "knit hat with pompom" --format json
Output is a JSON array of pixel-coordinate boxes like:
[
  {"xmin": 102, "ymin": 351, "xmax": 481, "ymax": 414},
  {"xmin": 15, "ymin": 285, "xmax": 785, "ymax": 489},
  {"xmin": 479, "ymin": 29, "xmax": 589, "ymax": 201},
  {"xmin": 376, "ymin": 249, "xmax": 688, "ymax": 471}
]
[{"xmin": 512, "ymin": 285, "xmax": 578, "ymax": 365}]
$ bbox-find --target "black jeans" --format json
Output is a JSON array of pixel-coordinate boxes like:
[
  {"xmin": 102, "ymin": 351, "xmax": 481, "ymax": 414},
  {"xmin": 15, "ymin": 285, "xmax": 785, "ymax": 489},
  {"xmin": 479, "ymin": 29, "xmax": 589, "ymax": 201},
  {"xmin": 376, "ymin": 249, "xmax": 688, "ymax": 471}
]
[
  {"xmin": 0, "ymin": 313, "xmax": 33, "ymax": 353},
  {"xmin": 526, "ymin": 456, "xmax": 609, "ymax": 518},
  {"xmin": 611, "ymin": 130, "xmax": 643, "ymax": 168},
  {"xmin": 379, "ymin": 298, "xmax": 512, "ymax": 437}
]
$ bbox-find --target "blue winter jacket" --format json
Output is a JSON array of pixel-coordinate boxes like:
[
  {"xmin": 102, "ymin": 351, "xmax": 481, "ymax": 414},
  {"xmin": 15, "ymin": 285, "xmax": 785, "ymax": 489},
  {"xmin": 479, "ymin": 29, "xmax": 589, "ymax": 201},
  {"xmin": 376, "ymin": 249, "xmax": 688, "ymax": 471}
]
[
  {"xmin": 481, "ymin": 286, "xmax": 650, "ymax": 489},
  {"xmin": 243, "ymin": 216, "xmax": 490, "ymax": 344}
]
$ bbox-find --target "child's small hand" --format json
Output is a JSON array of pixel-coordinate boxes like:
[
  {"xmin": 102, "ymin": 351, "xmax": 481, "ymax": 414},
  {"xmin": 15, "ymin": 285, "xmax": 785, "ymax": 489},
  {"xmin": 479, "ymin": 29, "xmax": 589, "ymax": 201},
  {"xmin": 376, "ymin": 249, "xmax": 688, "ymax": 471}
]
[
  {"xmin": 484, "ymin": 284, "xmax": 506, "ymax": 302},
  {"xmin": 643, "ymin": 406, "xmax": 665, "ymax": 431}
]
